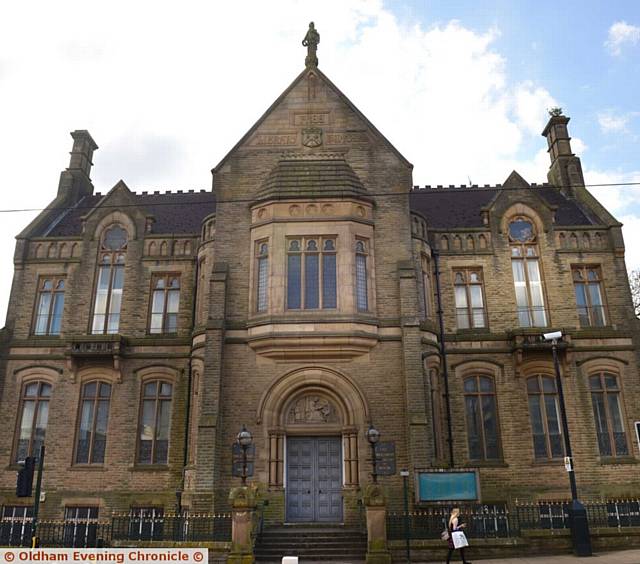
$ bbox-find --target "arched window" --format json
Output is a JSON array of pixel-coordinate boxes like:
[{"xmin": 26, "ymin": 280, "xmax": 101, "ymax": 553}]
[
  {"xmin": 464, "ymin": 375, "xmax": 500, "ymax": 460},
  {"xmin": 137, "ymin": 380, "xmax": 173, "ymax": 464},
  {"xmin": 15, "ymin": 381, "xmax": 51, "ymax": 462},
  {"xmin": 527, "ymin": 375, "xmax": 563, "ymax": 459},
  {"xmin": 92, "ymin": 225, "xmax": 127, "ymax": 334},
  {"xmin": 509, "ymin": 217, "xmax": 547, "ymax": 327},
  {"xmin": 75, "ymin": 381, "xmax": 112, "ymax": 464},
  {"xmin": 590, "ymin": 372, "xmax": 628, "ymax": 457},
  {"xmin": 33, "ymin": 278, "xmax": 65, "ymax": 335},
  {"xmin": 256, "ymin": 242, "xmax": 269, "ymax": 313},
  {"xmin": 150, "ymin": 275, "xmax": 180, "ymax": 333}
]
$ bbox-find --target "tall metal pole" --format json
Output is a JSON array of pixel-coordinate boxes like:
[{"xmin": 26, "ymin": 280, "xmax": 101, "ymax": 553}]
[
  {"xmin": 401, "ymin": 470, "xmax": 411, "ymax": 562},
  {"xmin": 370, "ymin": 441, "xmax": 378, "ymax": 484},
  {"xmin": 432, "ymin": 250, "xmax": 454, "ymax": 467},
  {"xmin": 31, "ymin": 445, "xmax": 45, "ymax": 548},
  {"xmin": 551, "ymin": 339, "xmax": 591, "ymax": 556}
]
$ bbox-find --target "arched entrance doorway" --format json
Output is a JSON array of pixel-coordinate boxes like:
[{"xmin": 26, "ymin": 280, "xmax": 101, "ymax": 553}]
[{"xmin": 257, "ymin": 367, "xmax": 370, "ymax": 523}]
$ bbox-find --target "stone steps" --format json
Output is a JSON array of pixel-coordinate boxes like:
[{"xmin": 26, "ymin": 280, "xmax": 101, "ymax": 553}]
[{"xmin": 254, "ymin": 526, "xmax": 367, "ymax": 562}]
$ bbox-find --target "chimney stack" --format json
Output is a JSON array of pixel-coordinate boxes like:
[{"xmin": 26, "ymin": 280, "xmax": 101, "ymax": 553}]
[
  {"xmin": 68, "ymin": 130, "xmax": 98, "ymax": 178},
  {"xmin": 541, "ymin": 110, "xmax": 584, "ymax": 199},
  {"xmin": 57, "ymin": 130, "xmax": 98, "ymax": 201}
]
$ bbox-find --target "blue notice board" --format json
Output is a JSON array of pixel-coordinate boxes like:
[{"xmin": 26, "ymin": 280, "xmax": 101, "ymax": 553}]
[{"xmin": 418, "ymin": 471, "xmax": 478, "ymax": 502}]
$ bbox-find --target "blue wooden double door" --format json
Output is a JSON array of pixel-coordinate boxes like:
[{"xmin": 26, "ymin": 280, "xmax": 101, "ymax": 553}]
[{"xmin": 286, "ymin": 436, "xmax": 343, "ymax": 522}]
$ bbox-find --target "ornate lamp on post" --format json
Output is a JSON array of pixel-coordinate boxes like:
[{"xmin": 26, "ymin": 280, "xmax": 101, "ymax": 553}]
[
  {"xmin": 366, "ymin": 424, "xmax": 380, "ymax": 483},
  {"xmin": 237, "ymin": 425, "xmax": 253, "ymax": 486},
  {"xmin": 543, "ymin": 330, "xmax": 592, "ymax": 557}
]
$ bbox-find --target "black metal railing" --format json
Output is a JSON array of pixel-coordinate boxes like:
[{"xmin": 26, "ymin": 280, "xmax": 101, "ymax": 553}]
[
  {"xmin": 0, "ymin": 513, "xmax": 232, "ymax": 547},
  {"xmin": 515, "ymin": 500, "xmax": 640, "ymax": 531},
  {"xmin": 0, "ymin": 520, "xmax": 111, "ymax": 548},
  {"xmin": 387, "ymin": 504, "xmax": 512, "ymax": 540},
  {"xmin": 111, "ymin": 513, "xmax": 231, "ymax": 542}
]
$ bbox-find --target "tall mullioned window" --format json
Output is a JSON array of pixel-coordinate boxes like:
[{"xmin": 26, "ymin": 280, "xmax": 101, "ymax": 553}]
[
  {"xmin": 75, "ymin": 381, "xmax": 111, "ymax": 465},
  {"xmin": 464, "ymin": 375, "xmax": 500, "ymax": 460},
  {"xmin": 355, "ymin": 240, "xmax": 368, "ymax": 311},
  {"xmin": 287, "ymin": 237, "xmax": 337, "ymax": 310},
  {"xmin": 150, "ymin": 275, "xmax": 180, "ymax": 334},
  {"xmin": 33, "ymin": 277, "xmax": 65, "ymax": 335},
  {"xmin": 421, "ymin": 255, "xmax": 432, "ymax": 318},
  {"xmin": 15, "ymin": 381, "xmax": 51, "ymax": 462},
  {"xmin": 527, "ymin": 375, "xmax": 563, "ymax": 459},
  {"xmin": 572, "ymin": 266, "xmax": 607, "ymax": 327},
  {"xmin": 590, "ymin": 372, "xmax": 628, "ymax": 457},
  {"xmin": 92, "ymin": 225, "xmax": 127, "ymax": 334},
  {"xmin": 256, "ymin": 242, "xmax": 269, "ymax": 312},
  {"xmin": 137, "ymin": 380, "xmax": 172, "ymax": 465},
  {"xmin": 509, "ymin": 218, "xmax": 547, "ymax": 327},
  {"xmin": 453, "ymin": 269, "xmax": 486, "ymax": 329}
]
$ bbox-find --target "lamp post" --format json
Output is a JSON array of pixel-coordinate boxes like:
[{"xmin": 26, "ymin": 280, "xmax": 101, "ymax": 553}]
[
  {"xmin": 543, "ymin": 330, "xmax": 592, "ymax": 556},
  {"xmin": 237, "ymin": 425, "xmax": 253, "ymax": 486},
  {"xmin": 366, "ymin": 424, "xmax": 380, "ymax": 483}
]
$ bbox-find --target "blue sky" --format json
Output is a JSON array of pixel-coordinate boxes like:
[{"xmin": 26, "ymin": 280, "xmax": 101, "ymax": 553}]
[{"xmin": 0, "ymin": 0, "xmax": 638, "ymax": 322}]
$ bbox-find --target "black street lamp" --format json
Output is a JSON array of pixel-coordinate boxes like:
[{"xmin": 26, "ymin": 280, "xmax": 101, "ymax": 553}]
[
  {"xmin": 237, "ymin": 425, "xmax": 253, "ymax": 486},
  {"xmin": 366, "ymin": 424, "xmax": 380, "ymax": 484},
  {"xmin": 543, "ymin": 330, "xmax": 592, "ymax": 556}
]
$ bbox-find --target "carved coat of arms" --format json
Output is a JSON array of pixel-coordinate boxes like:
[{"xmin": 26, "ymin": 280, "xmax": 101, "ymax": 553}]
[{"xmin": 302, "ymin": 127, "xmax": 323, "ymax": 148}]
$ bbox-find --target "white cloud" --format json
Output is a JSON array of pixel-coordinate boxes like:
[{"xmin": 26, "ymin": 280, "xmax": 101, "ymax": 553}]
[
  {"xmin": 598, "ymin": 110, "xmax": 639, "ymax": 133},
  {"xmin": 605, "ymin": 21, "xmax": 640, "ymax": 56},
  {"xmin": 0, "ymin": 1, "xmax": 636, "ymax": 320}
]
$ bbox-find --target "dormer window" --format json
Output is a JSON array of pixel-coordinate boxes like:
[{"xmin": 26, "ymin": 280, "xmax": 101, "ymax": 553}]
[
  {"xmin": 286, "ymin": 237, "xmax": 337, "ymax": 310},
  {"xmin": 92, "ymin": 225, "xmax": 127, "ymax": 334}
]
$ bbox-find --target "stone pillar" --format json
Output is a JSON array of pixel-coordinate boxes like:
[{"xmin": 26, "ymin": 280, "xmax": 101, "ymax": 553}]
[
  {"xmin": 363, "ymin": 484, "xmax": 392, "ymax": 564},
  {"xmin": 228, "ymin": 486, "xmax": 257, "ymax": 564}
]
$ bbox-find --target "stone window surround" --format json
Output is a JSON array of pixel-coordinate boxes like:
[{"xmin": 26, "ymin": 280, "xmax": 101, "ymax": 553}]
[
  {"xmin": 134, "ymin": 366, "xmax": 179, "ymax": 467},
  {"xmin": 248, "ymin": 208, "xmax": 376, "ymax": 318},
  {"xmin": 31, "ymin": 274, "xmax": 66, "ymax": 337}
]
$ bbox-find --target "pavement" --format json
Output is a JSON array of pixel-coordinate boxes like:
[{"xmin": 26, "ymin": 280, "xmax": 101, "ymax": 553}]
[{"xmin": 418, "ymin": 548, "xmax": 640, "ymax": 563}]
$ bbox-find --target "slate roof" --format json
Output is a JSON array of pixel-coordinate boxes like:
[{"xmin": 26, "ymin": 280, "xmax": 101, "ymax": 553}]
[
  {"xmin": 409, "ymin": 185, "xmax": 600, "ymax": 229},
  {"xmin": 257, "ymin": 156, "xmax": 367, "ymax": 201},
  {"xmin": 41, "ymin": 191, "xmax": 217, "ymax": 237}
]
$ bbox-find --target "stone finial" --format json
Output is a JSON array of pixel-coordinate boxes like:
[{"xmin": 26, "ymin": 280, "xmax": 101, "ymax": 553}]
[{"xmin": 302, "ymin": 21, "xmax": 320, "ymax": 68}]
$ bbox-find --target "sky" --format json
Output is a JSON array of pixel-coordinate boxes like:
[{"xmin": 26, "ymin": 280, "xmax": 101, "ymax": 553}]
[{"xmin": 0, "ymin": 0, "xmax": 639, "ymax": 324}]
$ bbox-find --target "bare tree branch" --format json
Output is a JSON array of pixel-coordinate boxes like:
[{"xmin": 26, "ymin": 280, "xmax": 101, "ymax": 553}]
[{"xmin": 629, "ymin": 269, "xmax": 640, "ymax": 319}]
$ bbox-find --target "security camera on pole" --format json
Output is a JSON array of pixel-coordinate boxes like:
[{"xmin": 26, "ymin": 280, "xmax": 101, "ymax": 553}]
[{"xmin": 542, "ymin": 330, "xmax": 592, "ymax": 556}]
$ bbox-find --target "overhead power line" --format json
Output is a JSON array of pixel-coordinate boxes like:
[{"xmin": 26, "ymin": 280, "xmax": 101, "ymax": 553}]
[{"xmin": 0, "ymin": 181, "xmax": 638, "ymax": 215}]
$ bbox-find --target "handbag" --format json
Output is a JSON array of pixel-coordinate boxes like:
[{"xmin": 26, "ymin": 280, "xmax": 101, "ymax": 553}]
[
  {"xmin": 440, "ymin": 528, "xmax": 450, "ymax": 541},
  {"xmin": 452, "ymin": 530, "xmax": 469, "ymax": 549}
]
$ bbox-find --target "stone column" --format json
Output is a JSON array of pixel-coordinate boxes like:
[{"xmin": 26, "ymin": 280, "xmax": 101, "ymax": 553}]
[
  {"xmin": 363, "ymin": 484, "xmax": 392, "ymax": 564},
  {"xmin": 228, "ymin": 486, "xmax": 257, "ymax": 564}
]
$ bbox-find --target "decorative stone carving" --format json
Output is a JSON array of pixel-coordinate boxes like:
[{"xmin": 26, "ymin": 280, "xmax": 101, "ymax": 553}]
[
  {"xmin": 302, "ymin": 127, "xmax": 323, "ymax": 148},
  {"xmin": 288, "ymin": 395, "xmax": 338, "ymax": 424}
]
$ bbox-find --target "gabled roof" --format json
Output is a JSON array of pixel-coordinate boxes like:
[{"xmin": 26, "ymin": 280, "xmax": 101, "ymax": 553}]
[
  {"xmin": 410, "ymin": 185, "xmax": 600, "ymax": 229},
  {"xmin": 35, "ymin": 191, "xmax": 216, "ymax": 237},
  {"xmin": 212, "ymin": 67, "xmax": 413, "ymax": 174}
]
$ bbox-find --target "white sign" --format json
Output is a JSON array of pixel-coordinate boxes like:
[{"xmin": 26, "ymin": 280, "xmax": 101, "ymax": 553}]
[
  {"xmin": 0, "ymin": 549, "xmax": 207, "ymax": 564},
  {"xmin": 564, "ymin": 456, "xmax": 573, "ymax": 472}
]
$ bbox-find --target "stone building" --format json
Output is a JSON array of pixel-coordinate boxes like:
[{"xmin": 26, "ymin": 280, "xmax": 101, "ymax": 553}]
[{"xmin": 1, "ymin": 32, "xmax": 639, "ymax": 531}]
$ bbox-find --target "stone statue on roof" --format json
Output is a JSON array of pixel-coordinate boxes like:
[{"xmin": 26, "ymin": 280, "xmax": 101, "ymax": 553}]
[{"xmin": 302, "ymin": 22, "xmax": 320, "ymax": 68}]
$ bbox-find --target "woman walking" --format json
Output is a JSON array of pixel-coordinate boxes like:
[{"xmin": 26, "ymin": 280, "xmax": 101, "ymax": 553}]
[{"xmin": 446, "ymin": 507, "xmax": 471, "ymax": 564}]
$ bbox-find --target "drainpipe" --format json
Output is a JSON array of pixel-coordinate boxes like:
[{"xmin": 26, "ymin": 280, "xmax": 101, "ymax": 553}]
[
  {"xmin": 179, "ymin": 251, "xmax": 199, "ymax": 510},
  {"xmin": 432, "ymin": 249, "xmax": 454, "ymax": 468}
]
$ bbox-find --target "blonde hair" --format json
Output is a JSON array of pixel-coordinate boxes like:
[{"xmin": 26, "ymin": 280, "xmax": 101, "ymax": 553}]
[{"xmin": 448, "ymin": 507, "xmax": 460, "ymax": 527}]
